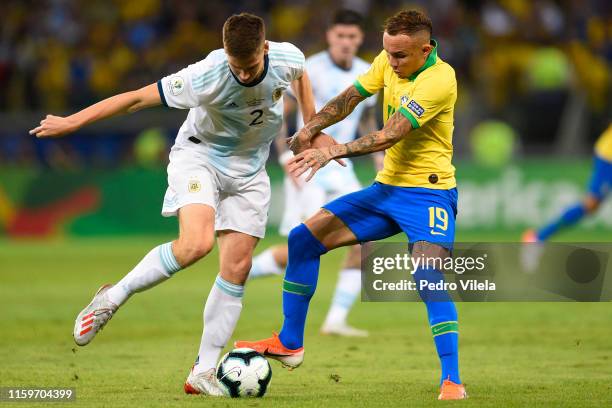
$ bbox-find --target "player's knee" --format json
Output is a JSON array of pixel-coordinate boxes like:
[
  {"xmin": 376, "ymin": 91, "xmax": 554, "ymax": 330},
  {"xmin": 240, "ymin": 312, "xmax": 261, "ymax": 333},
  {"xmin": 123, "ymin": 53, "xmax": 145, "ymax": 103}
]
[
  {"xmin": 224, "ymin": 256, "xmax": 253, "ymax": 278},
  {"xmin": 177, "ymin": 237, "xmax": 214, "ymax": 263},
  {"xmin": 190, "ymin": 238, "xmax": 214, "ymax": 260},
  {"xmin": 287, "ymin": 225, "xmax": 303, "ymax": 247},
  {"xmin": 288, "ymin": 224, "xmax": 327, "ymax": 258}
]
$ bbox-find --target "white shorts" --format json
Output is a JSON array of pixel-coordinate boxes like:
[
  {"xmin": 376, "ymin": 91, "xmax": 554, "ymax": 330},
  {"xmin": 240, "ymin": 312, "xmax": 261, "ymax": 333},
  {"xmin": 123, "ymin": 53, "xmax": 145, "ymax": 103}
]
[
  {"xmin": 162, "ymin": 148, "xmax": 271, "ymax": 238},
  {"xmin": 279, "ymin": 162, "xmax": 361, "ymax": 236}
]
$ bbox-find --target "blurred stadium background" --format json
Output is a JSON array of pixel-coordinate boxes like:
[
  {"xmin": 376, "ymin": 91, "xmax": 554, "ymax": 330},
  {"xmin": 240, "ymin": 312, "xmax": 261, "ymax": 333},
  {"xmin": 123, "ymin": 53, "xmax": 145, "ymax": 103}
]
[{"xmin": 0, "ymin": 0, "xmax": 610, "ymax": 239}]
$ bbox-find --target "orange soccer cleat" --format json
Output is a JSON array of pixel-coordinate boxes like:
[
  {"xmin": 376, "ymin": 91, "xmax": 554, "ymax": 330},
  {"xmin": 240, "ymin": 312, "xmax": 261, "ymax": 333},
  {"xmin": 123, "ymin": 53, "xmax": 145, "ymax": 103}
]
[
  {"xmin": 438, "ymin": 379, "xmax": 467, "ymax": 400},
  {"xmin": 521, "ymin": 229, "xmax": 539, "ymax": 243},
  {"xmin": 234, "ymin": 333, "xmax": 304, "ymax": 369}
]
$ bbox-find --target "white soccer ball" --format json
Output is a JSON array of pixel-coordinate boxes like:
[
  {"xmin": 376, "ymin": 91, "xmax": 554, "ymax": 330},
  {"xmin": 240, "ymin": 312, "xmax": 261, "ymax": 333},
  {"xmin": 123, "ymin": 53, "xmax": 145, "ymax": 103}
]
[{"xmin": 216, "ymin": 348, "xmax": 272, "ymax": 397}]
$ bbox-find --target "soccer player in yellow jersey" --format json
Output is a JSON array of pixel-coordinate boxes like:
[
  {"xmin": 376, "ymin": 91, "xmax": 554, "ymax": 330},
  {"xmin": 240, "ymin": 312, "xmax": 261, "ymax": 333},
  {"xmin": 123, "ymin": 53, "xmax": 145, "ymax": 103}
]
[
  {"xmin": 237, "ymin": 10, "xmax": 466, "ymax": 400},
  {"xmin": 524, "ymin": 123, "xmax": 612, "ymax": 241}
]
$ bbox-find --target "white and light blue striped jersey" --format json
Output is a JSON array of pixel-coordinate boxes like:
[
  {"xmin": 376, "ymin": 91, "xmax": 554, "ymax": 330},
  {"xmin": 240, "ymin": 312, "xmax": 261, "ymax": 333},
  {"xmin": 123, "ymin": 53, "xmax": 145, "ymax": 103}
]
[
  {"xmin": 296, "ymin": 51, "xmax": 377, "ymax": 144},
  {"xmin": 158, "ymin": 41, "xmax": 305, "ymax": 178}
]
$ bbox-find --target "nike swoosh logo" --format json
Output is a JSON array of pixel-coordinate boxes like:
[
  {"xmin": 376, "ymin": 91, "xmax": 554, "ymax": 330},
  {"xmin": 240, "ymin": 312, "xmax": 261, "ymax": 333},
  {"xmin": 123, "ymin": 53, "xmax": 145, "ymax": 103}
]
[
  {"xmin": 430, "ymin": 230, "xmax": 446, "ymax": 236},
  {"xmin": 432, "ymin": 324, "xmax": 453, "ymax": 334}
]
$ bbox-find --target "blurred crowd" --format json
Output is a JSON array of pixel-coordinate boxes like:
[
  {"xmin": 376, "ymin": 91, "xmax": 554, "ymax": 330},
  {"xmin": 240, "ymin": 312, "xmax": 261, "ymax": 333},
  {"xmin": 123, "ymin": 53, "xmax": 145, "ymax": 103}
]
[{"xmin": 0, "ymin": 0, "xmax": 610, "ymax": 167}]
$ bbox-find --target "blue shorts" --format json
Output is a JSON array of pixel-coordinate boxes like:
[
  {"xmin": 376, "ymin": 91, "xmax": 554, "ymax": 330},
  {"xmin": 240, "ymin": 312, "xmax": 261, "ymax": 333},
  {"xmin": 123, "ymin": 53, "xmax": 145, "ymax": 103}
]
[
  {"xmin": 588, "ymin": 155, "xmax": 612, "ymax": 200},
  {"xmin": 323, "ymin": 182, "xmax": 458, "ymax": 249}
]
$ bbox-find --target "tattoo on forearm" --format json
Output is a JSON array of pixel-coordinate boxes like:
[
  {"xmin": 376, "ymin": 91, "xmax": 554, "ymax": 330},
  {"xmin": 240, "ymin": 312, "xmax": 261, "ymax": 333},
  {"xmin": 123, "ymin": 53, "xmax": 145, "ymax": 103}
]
[
  {"xmin": 331, "ymin": 112, "xmax": 412, "ymax": 159},
  {"xmin": 304, "ymin": 86, "xmax": 364, "ymax": 136},
  {"xmin": 329, "ymin": 144, "xmax": 347, "ymax": 158}
]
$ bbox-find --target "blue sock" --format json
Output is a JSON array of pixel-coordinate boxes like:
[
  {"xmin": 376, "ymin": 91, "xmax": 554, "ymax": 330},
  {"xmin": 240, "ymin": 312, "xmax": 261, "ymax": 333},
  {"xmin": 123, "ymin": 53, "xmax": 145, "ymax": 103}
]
[
  {"xmin": 537, "ymin": 204, "xmax": 586, "ymax": 241},
  {"xmin": 278, "ymin": 224, "xmax": 327, "ymax": 349},
  {"xmin": 414, "ymin": 267, "xmax": 460, "ymax": 385}
]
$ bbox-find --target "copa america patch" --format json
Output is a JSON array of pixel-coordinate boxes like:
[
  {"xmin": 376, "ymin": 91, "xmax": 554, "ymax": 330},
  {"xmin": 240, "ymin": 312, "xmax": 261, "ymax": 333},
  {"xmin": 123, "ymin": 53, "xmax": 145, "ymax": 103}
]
[
  {"xmin": 169, "ymin": 76, "xmax": 185, "ymax": 96},
  {"xmin": 407, "ymin": 99, "xmax": 425, "ymax": 118}
]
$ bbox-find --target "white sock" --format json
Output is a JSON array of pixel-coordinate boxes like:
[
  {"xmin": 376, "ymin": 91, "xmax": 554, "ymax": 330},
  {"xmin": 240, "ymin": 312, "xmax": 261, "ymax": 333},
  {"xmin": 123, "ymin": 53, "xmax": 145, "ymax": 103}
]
[
  {"xmin": 323, "ymin": 268, "xmax": 361, "ymax": 326},
  {"xmin": 106, "ymin": 242, "xmax": 181, "ymax": 306},
  {"xmin": 193, "ymin": 275, "xmax": 244, "ymax": 374},
  {"xmin": 249, "ymin": 248, "xmax": 284, "ymax": 279}
]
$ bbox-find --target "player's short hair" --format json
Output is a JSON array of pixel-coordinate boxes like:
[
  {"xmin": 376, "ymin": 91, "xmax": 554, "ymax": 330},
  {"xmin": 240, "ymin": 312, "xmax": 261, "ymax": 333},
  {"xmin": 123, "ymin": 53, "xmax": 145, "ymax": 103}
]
[
  {"xmin": 330, "ymin": 9, "xmax": 364, "ymax": 30},
  {"xmin": 383, "ymin": 10, "xmax": 432, "ymax": 37},
  {"xmin": 223, "ymin": 13, "xmax": 266, "ymax": 59}
]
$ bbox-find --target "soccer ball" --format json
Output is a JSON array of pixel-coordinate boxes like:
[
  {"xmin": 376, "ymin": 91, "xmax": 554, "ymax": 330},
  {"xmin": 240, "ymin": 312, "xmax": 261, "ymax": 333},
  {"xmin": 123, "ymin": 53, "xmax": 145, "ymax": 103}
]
[{"xmin": 216, "ymin": 348, "xmax": 272, "ymax": 397}]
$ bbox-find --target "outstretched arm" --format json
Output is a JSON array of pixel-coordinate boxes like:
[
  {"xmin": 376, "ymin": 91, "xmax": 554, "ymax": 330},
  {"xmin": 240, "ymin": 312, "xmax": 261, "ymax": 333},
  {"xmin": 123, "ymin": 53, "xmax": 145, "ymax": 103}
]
[
  {"xmin": 289, "ymin": 71, "xmax": 346, "ymax": 165},
  {"xmin": 289, "ymin": 111, "xmax": 412, "ymax": 181},
  {"xmin": 290, "ymin": 71, "xmax": 315, "ymax": 124},
  {"xmin": 289, "ymin": 85, "xmax": 365, "ymax": 153},
  {"xmin": 29, "ymin": 83, "xmax": 161, "ymax": 138},
  {"xmin": 276, "ymin": 94, "xmax": 304, "ymax": 188}
]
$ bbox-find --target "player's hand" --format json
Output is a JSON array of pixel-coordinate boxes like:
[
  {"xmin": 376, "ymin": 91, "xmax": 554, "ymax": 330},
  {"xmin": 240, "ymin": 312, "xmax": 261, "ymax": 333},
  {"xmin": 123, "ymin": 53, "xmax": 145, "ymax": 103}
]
[
  {"xmin": 278, "ymin": 150, "xmax": 304, "ymax": 189},
  {"xmin": 283, "ymin": 162, "xmax": 304, "ymax": 189},
  {"xmin": 29, "ymin": 115, "xmax": 78, "ymax": 138},
  {"xmin": 287, "ymin": 128, "xmax": 312, "ymax": 154},
  {"xmin": 297, "ymin": 132, "xmax": 346, "ymax": 167},
  {"xmin": 288, "ymin": 147, "xmax": 333, "ymax": 182}
]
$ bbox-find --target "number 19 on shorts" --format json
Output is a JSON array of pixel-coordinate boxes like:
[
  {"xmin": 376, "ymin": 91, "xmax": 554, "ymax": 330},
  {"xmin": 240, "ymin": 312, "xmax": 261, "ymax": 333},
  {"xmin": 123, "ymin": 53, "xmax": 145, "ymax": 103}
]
[{"xmin": 428, "ymin": 206, "xmax": 448, "ymax": 236}]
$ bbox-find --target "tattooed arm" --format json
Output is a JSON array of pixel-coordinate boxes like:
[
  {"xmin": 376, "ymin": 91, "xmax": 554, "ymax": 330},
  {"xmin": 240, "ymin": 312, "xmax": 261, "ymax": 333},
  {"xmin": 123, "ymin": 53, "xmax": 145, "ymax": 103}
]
[
  {"xmin": 289, "ymin": 85, "xmax": 366, "ymax": 153},
  {"xmin": 288, "ymin": 111, "xmax": 412, "ymax": 181}
]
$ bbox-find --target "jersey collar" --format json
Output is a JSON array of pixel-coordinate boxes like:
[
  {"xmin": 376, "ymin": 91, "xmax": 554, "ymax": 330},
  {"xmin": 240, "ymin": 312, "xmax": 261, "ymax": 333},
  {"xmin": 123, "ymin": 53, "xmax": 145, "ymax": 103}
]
[
  {"xmin": 229, "ymin": 54, "xmax": 270, "ymax": 88},
  {"xmin": 407, "ymin": 39, "xmax": 438, "ymax": 81},
  {"xmin": 326, "ymin": 51, "xmax": 352, "ymax": 72}
]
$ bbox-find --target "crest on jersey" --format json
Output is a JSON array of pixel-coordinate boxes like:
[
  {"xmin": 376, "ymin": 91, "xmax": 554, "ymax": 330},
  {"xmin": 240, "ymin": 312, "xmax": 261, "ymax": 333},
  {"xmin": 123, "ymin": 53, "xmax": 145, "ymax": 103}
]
[
  {"xmin": 272, "ymin": 87, "xmax": 283, "ymax": 102},
  {"xmin": 188, "ymin": 178, "xmax": 201, "ymax": 193},
  {"xmin": 400, "ymin": 95, "xmax": 409, "ymax": 105},
  {"xmin": 170, "ymin": 76, "xmax": 185, "ymax": 96}
]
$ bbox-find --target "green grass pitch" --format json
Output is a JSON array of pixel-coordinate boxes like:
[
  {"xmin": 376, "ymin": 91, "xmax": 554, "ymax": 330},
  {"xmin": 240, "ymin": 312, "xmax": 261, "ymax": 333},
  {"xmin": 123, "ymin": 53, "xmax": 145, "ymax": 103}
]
[{"xmin": 1, "ymin": 233, "xmax": 611, "ymax": 407}]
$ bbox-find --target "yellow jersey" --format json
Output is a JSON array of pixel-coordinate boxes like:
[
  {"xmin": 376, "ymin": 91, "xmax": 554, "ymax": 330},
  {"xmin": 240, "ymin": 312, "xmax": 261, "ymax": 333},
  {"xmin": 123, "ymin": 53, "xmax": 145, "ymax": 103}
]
[
  {"xmin": 595, "ymin": 124, "xmax": 612, "ymax": 161},
  {"xmin": 354, "ymin": 40, "xmax": 457, "ymax": 189}
]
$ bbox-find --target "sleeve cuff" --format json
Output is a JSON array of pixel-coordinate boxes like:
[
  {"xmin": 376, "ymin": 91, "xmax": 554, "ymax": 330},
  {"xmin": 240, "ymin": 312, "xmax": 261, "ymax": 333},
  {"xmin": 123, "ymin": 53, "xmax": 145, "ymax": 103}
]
[
  {"xmin": 157, "ymin": 80, "xmax": 169, "ymax": 107},
  {"xmin": 399, "ymin": 107, "xmax": 420, "ymax": 129},
  {"xmin": 353, "ymin": 80, "xmax": 374, "ymax": 97}
]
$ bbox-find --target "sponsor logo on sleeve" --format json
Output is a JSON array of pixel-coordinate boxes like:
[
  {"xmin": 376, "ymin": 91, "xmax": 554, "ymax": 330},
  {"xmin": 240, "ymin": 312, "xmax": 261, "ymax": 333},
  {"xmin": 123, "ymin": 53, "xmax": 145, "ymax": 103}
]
[
  {"xmin": 169, "ymin": 76, "xmax": 185, "ymax": 96},
  {"xmin": 407, "ymin": 99, "xmax": 425, "ymax": 117}
]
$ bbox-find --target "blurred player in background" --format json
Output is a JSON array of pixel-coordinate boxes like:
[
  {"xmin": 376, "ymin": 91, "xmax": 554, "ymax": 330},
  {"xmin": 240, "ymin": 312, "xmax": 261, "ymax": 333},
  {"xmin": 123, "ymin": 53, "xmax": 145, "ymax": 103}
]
[
  {"xmin": 524, "ymin": 122, "xmax": 612, "ymax": 242},
  {"xmin": 30, "ymin": 13, "xmax": 335, "ymax": 396},
  {"xmin": 238, "ymin": 10, "xmax": 466, "ymax": 400},
  {"xmin": 249, "ymin": 9, "xmax": 380, "ymax": 337}
]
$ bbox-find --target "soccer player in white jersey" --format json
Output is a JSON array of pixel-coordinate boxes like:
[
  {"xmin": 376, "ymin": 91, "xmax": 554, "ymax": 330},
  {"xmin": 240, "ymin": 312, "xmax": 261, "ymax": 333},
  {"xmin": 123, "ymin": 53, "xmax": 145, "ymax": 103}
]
[
  {"xmin": 249, "ymin": 10, "xmax": 380, "ymax": 337},
  {"xmin": 30, "ymin": 13, "xmax": 333, "ymax": 396}
]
